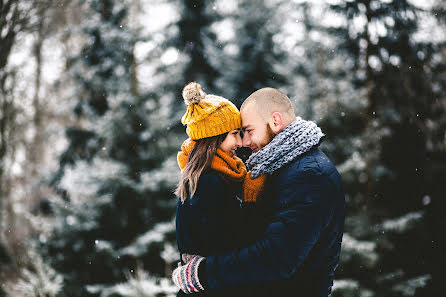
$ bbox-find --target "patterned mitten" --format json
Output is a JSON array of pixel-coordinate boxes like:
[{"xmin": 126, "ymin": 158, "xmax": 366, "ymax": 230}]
[
  {"xmin": 182, "ymin": 253, "xmax": 197, "ymax": 264},
  {"xmin": 172, "ymin": 255, "xmax": 205, "ymax": 294}
]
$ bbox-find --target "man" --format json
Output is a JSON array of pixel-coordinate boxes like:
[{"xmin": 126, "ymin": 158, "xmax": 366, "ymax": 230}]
[{"xmin": 173, "ymin": 88, "xmax": 345, "ymax": 296}]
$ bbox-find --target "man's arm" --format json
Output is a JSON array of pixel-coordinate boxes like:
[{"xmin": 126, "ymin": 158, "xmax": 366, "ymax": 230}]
[{"xmin": 203, "ymin": 169, "xmax": 334, "ymax": 290}]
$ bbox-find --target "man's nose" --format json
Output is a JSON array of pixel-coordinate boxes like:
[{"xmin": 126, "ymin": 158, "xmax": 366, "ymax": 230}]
[{"xmin": 242, "ymin": 134, "xmax": 251, "ymax": 147}]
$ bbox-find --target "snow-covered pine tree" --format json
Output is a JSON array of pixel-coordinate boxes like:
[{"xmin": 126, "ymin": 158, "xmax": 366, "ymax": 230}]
[
  {"xmin": 146, "ymin": 0, "xmax": 223, "ymax": 124},
  {"xmin": 269, "ymin": 2, "xmax": 378, "ymax": 296},
  {"xmin": 42, "ymin": 0, "xmax": 225, "ymax": 296},
  {"xmin": 322, "ymin": 0, "xmax": 445, "ymax": 296},
  {"xmin": 41, "ymin": 0, "xmax": 180, "ymax": 296},
  {"xmin": 208, "ymin": 0, "xmax": 288, "ymax": 108},
  {"xmin": 414, "ymin": 2, "xmax": 446, "ymax": 295}
]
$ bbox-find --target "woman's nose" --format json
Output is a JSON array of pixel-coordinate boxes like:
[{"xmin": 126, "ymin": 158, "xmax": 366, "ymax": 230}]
[{"xmin": 236, "ymin": 134, "xmax": 242, "ymax": 147}]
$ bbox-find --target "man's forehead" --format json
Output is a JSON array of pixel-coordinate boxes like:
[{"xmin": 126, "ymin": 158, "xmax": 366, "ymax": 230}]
[
  {"xmin": 241, "ymin": 123, "xmax": 253, "ymax": 130},
  {"xmin": 241, "ymin": 101, "xmax": 259, "ymax": 116},
  {"xmin": 241, "ymin": 113, "xmax": 261, "ymax": 129}
]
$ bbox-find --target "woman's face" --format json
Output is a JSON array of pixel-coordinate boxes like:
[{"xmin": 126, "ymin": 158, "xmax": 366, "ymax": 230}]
[{"xmin": 220, "ymin": 129, "xmax": 242, "ymax": 157}]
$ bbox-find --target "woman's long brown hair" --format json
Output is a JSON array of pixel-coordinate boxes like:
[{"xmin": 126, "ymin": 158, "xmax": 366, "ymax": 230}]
[{"xmin": 175, "ymin": 133, "xmax": 227, "ymax": 203}]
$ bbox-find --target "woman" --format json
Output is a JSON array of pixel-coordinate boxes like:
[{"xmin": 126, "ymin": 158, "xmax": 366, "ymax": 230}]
[{"xmin": 174, "ymin": 82, "xmax": 264, "ymax": 296}]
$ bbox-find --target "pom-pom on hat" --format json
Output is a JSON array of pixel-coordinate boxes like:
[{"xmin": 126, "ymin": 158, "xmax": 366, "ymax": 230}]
[{"xmin": 181, "ymin": 82, "xmax": 241, "ymax": 140}]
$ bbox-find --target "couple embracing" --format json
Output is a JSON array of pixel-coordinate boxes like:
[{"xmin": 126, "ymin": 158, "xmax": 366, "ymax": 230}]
[{"xmin": 172, "ymin": 82, "xmax": 345, "ymax": 297}]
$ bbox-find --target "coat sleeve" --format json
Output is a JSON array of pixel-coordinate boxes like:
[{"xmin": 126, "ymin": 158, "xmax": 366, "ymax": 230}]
[
  {"xmin": 186, "ymin": 174, "xmax": 228, "ymax": 255},
  {"xmin": 204, "ymin": 168, "xmax": 334, "ymax": 289}
]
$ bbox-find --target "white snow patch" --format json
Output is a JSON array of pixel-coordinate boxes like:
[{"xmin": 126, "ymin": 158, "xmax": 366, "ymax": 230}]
[
  {"xmin": 392, "ymin": 274, "xmax": 431, "ymax": 296},
  {"xmin": 381, "ymin": 211, "xmax": 423, "ymax": 233},
  {"xmin": 119, "ymin": 220, "xmax": 175, "ymax": 257}
]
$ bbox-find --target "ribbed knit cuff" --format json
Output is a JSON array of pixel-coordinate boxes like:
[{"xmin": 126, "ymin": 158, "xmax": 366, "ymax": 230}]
[
  {"xmin": 198, "ymin": 258, "xmax": 208, "ymax": 290},
  {"xmin": 173, "ymin": 256, "xmax": 205, "ymax": 293}
]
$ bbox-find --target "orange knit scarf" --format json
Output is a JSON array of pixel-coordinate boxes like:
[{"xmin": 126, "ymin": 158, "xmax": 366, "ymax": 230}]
[{"xmin": 177, "ymin": 138, "xmax": 266, "ymax": 202}]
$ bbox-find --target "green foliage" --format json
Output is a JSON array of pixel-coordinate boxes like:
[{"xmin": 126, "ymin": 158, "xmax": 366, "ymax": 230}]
[
  {"xmin": 323, "ymin": 0, "xmax": 445, "ymax": 296},
  {"xmin": 34, "ymin": 0, "xmax": 445, "ymax": 296},
  {"xmin": 42, "ymin": 0, "xmax": 180, "ymax": 296},
  {"xmin": 42, "ymin": 0, "xmax": 225, "ymax": 296}
]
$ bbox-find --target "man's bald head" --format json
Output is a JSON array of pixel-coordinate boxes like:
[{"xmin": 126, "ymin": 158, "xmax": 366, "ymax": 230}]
[{"xmin": 240, "ymin": 88, "xmax": 296, "ymax": 124}]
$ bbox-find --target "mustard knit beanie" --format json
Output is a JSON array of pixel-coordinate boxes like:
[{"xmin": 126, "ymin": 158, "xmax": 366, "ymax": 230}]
[{"xmin": 181, "ymin": 82, "xmax": 241, "ymax": 140}]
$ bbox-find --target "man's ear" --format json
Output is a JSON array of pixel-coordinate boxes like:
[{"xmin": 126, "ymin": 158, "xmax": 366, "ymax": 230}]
[{"xmin": 269, "ymin": 112, "xmax": 284, "ymax": 133}]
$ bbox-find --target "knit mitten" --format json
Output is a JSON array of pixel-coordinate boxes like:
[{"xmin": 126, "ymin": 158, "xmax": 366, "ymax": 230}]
[
  {"xmin": 172, "ymin": 255, "xmax": 205, "ymax": 294},
  {"xmin": 182, "ymin": 253, "xmax": 197, "ymax": 264},
  {"xmin": 242, "ymin": 172, "xmax": 267, "ymax": 203}
]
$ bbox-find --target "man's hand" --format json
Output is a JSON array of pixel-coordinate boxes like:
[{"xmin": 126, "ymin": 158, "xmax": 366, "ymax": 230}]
[{"xmin": 172, "ymin": 255, "xmax": 205, "ymax": 294}]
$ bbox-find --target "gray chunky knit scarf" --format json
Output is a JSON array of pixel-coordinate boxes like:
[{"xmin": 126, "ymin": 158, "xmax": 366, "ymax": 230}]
[{"xmin": 247, "ymin": 117, "xmax": 324, "ymax": 179}]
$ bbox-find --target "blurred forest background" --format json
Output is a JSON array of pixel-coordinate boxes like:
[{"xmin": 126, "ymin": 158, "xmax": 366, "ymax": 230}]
[{"xmin": 0, "ymin": 0, "xmax": 445, "ymax": 296}]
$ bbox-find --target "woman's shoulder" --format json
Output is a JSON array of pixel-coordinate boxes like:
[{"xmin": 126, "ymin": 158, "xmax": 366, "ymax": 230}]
[
  {"xmin": 198, "ymin": 169, "xmax": 226, "ymax": 184},
  {"xmin": 195, "ymin": 170, "xmax": 228, "ymax": 194},
  {"xmin": 182, "ymin": 170, "xmax": 229, "ymax": 207}
]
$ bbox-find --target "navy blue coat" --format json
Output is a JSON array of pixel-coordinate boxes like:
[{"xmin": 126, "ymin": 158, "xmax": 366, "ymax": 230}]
[
  {"xmin": 176, "ymin": 170, "xmax": 265, "ymax": 297},
  {"xmin": 204, "ymin": 148, "xmax": 345, "ymax": 297}
]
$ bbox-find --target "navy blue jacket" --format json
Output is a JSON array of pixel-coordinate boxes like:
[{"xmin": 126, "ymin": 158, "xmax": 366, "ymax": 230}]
[
  {"xmin": 176, "ymin": 170, "xmax": 264, "ymax": 297},
  {"xmin": 204, "ymin": 148, "xmax": 345, "ymax": 297}
]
